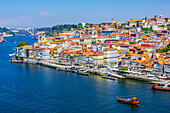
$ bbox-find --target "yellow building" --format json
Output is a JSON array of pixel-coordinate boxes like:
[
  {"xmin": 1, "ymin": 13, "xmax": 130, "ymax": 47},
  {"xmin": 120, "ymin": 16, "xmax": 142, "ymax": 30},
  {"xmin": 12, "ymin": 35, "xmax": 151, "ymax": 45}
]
[{"xmin": 93, "ymin": 52, "xmax": 104, "ymax": 66}]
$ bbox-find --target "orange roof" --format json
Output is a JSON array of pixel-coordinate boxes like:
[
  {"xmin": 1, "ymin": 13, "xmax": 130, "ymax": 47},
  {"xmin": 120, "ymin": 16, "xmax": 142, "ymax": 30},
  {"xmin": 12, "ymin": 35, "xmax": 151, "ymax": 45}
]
[
  {"xmin": 63, "ymin": 31, "xmax": 71, "ymax": 33},
  {"xmin": 46, "ymin": 37, "xmax": 55, "ymax": 40},
  {"xmin": 50, "ymin": 42, "xmax": 58, "ymax": 44},
  {"xmin": 55, "ymin": 45, "xmax": 61, "ymax": 49},
  {"xmin": 118, "ymin": 50, "xmax": 125, "ymax": 53},
  {"xmin": 122, "ymin": 56, "xmax": 129, "ymax": 59},
  {"xmin": 41, "ymin": 41, "xmax": 47, "ymax": 44},
  {"xmin": 110, "ymin": 48, "xmax": 117, "ymax": 51}
]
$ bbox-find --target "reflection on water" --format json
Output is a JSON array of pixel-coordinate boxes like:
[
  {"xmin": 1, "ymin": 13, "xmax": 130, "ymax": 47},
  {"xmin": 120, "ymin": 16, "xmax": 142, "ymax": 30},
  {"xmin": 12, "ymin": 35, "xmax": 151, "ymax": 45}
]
[{"xmin": 131, "ymin": 105, "xmax": 139, "ymax": 112}]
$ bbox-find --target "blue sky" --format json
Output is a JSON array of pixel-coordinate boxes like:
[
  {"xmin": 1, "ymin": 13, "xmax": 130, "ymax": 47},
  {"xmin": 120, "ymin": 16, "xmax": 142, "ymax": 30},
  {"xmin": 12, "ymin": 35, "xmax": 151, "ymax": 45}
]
[{"xmin": 0, "ymin": 0, "xmax": 170, "ymax": 28}]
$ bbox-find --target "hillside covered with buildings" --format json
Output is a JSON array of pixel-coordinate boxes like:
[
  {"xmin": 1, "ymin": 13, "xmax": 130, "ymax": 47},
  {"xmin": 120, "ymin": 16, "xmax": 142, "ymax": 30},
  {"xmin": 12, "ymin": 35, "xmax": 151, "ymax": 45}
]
[{"xmin": 16, "ymin": 15, "xmax": 170, "ymax": 76}]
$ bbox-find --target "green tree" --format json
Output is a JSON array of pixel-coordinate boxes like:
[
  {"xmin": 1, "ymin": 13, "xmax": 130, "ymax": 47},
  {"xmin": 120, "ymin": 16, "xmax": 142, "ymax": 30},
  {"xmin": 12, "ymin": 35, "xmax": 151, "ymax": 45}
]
[
  {"xmin": 130, "ymin": 41, "xmax": 135, "ymax": 44},
  {"xmin": 17, "ymin": 41, "xmax": 28, "ymax": 47},
  {"xmin": 160, "ymin": 49, "xmax": 164, "ymax": 53},
  {"xmin": 119, "ymin": 67, "xmax": 128, "ymax": 71},
  {"xmin": 154, "ymin": 30, "xmax": 157, "ymax": 34},
  {"xmin": 168, "ymin": 27, "xmax": 170, "ymax": 31},
  {"xmin": 76, "ymin": 42, "xmax": 79, "ymax": 45},
  {"xmin": 156, "ymin": 49, "xmax": 159, "ymax": 53},
  {"xmin": 141, "ymin": 28, "xmax": 154, "ymax": 33},
  {"xmin": 91, "ymin": 41, "xmax": 96, "ymax": 44},
  {"xmin": 97, "ymin": 40, "xmax": 101, "ymax": 42}
]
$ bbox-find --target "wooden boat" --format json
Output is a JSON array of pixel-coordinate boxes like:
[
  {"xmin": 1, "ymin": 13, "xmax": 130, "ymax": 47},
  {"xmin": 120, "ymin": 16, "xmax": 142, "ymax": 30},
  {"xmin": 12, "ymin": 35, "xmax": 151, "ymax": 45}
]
[
  {"xmin": 116, "ymin": 97, "xmax": 140, "ymax": 105},
  {"xmin": 152, "ymin": 83, "xmax": 170, "ymax": 91},
  {"xmin": 10, "ymin": 58, "xmax": 23, "ymax": 63}
]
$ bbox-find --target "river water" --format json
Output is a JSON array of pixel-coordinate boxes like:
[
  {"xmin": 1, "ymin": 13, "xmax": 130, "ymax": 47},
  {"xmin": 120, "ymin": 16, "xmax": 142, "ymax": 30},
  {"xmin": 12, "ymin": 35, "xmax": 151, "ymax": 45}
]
[{"xmin": 0, "ymin": 36, "xmax": 169, "ymax": 113}]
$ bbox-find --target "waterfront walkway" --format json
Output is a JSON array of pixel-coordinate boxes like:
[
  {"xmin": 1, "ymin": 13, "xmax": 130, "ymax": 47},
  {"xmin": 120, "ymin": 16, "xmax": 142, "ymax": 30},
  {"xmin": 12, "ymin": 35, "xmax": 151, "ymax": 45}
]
[{"xmin": 33, "ymin": 60, "xmax": 168, "ymax": 84}]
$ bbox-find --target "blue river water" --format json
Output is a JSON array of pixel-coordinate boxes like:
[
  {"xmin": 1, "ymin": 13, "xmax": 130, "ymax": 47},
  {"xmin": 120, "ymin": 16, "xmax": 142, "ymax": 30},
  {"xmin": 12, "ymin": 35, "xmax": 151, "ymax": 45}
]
[{"xmin": 0, "ymin": 36, "xmax": 170, "ymax": 113}]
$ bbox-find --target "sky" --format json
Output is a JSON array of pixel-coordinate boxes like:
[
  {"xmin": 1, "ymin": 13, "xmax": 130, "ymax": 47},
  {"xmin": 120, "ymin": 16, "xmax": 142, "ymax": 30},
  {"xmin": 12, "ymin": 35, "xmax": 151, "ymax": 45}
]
[{"xmin": 0, "ymin": 0, "xmax": 170, "ymax": 28}]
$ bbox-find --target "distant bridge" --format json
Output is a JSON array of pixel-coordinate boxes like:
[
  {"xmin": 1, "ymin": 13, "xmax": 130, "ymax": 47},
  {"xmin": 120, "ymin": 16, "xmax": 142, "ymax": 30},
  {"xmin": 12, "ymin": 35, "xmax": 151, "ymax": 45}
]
[{"xmin": 9, "ymin": 28, "xmax": 36, "ymax": 36}]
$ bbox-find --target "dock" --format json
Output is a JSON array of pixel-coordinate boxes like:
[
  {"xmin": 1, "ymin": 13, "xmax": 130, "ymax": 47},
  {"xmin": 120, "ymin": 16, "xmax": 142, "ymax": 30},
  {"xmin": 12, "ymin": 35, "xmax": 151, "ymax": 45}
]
[{"xmin": 110, "ymin": 72, "xmax": 126, "ymax": 79}]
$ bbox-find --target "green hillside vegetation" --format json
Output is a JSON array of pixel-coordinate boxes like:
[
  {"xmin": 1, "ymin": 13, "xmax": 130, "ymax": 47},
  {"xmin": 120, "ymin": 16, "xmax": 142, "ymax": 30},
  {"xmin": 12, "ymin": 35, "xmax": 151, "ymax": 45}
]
[
  {"xmin": 119, "ymin": 67, "xmax": 128, "ymax": 71},
  {"xmin": 44, "ymin": 23, "xmax": 93, "ymax": 36},
  {"xmin": 156, "ymin": 44, "xmax": 170, "ymax": 53},
  {"xmin": 17, "ymin": 41, "xmax": 28, "ymax": 47},
  {"xmin": 0, "ymin": 27, "xmax": 9, "ymax": 33},
  {"xmin": 141, "ymin": 28, "xmax": 157, "ymax": 33},
  {"xmin": 0, "ymin": 27, "xmax": 15, "ymax": 36}
]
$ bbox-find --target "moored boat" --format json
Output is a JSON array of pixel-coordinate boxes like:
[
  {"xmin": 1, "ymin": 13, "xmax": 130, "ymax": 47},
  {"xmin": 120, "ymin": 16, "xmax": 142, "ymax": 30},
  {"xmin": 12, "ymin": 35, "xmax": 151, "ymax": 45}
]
[
  {"xmin": 9, "ymin": 53, "xmax": 15, "ymax": 56},
  {"xmin": 77, "ymin": 69, "xmax": 89, "ymax": 76},
  {"xmin": 10, "ymin": 58, "xmax": 23, "ymax": 63},
  {"xmin": 102, "ymin": 74, "xmax": 117, "ymax": 80},
  {"xmin": 116, "ymin": 97, "xmax": 140, "ymax": 105},
  {"xmin": 107, "ymin": 76, "xmax": 117, "ymax": 80},
  {"xmin": 152, "ymin": 83, "xmax": 170, "ymax": 91}
]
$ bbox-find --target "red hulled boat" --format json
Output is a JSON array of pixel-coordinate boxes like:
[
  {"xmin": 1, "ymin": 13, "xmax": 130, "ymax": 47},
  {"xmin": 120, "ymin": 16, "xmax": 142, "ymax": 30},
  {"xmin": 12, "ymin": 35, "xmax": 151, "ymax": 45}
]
[
  {"xmin": 116, "ymin": 97, "xmax": 140, "ymax": 105},
  {"xmin": 152, "ymin": 83, "xmax": 170, "ymax": 91}
]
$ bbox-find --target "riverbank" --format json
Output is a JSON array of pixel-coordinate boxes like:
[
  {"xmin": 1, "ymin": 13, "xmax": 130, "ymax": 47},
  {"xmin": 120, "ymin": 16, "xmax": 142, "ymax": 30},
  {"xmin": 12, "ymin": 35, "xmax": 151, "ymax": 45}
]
[{"xmin": 10, "ymin": 56, "xmax": 169, "ymax": 85}]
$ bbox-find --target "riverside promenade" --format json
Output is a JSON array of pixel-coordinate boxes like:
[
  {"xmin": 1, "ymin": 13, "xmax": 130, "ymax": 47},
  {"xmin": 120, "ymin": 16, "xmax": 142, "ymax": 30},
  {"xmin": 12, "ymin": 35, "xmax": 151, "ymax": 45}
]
[{"xmin": 18, "ymin": 58, "xmax": 169, "ymax": 85}]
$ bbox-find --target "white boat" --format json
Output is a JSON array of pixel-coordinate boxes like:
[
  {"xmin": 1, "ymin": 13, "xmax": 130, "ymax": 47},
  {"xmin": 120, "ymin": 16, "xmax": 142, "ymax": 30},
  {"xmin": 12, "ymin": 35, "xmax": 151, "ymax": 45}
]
[
  {"xmin": 0, "ymin": 37, "xmax": 6, "ymax": 43},
  {"xmin": 9, "ymin": 53, "xmax": 15, "ymax": 56}
]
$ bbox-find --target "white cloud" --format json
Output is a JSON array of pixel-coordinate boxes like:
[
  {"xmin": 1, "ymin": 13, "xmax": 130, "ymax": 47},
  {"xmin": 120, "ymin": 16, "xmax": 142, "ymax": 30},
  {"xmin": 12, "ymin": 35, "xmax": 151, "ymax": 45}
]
[{"xmin": 40, "ymin": 12, "xmax": 56, "ymax": 17}]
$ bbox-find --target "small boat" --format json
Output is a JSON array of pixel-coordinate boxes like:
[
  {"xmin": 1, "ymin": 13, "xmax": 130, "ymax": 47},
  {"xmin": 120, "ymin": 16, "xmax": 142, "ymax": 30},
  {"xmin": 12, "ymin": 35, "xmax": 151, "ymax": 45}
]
[
  {"xmin": 69, "ymin": 69, "xmax": 75, "ymax": 73},
  {"xmin": 10, "ymin": 58, "xmax": 23, "ymax": 63},
  {"xmin": 9, "ymin": 53, "xmax": 15, "ymax": 56},
  {"xmin": 116, "ymin": 97, "xmax": 140, "ymax": 105},
  {"xmin": 152, "ymin": 83, "xmax": 170, "ymax": 91},
  {"xmin": 107, "ymin": 76, "xmax": 117, "ymax": 80},
  {"xmin": 77, "ymin": 71, "xmax": 83, "ymax": 75},
  {"xmin": 65, "ymin": 68, "xmax": 70, "ymax": 72},
  {"xmin": 77, "ymin": 69, "xmax": 89, "ymax": 76},
  {"xmin": 58, "ymin": 67, "xmax": 64, "ymax": 71},
  {"xmin": 102, "ymin": 74, "xmax": 117, "ymax": 80},
  {"xmin": 83, "ymin": 71, "xmax": 89, "ymax": 76}
]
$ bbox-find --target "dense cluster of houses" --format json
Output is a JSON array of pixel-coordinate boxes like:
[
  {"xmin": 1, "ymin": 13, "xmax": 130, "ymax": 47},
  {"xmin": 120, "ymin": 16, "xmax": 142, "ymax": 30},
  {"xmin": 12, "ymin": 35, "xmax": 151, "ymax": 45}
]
[{"xmin": 16, "ymin": 15, "xmax": 170, "ymax": 76}]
